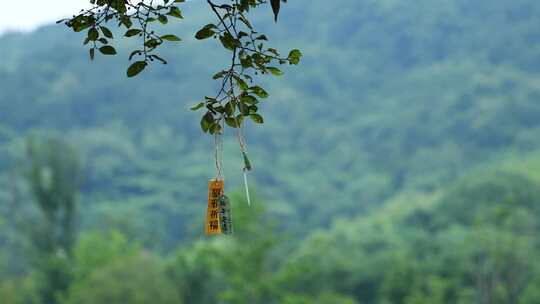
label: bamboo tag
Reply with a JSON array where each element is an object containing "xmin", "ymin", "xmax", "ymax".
[
  {"xmin": 218, "ymin": 195, "xmax": 233, "ymax": 235},
  {"xmin": 206, "ymin": 179, "xmax": 224, "ymax": 235}
]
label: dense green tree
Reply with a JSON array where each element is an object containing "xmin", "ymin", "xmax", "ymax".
[
  {"xmin": 25, "ymin": 137, "xmax": 82, "ymax": 304},
  {"xmin": 62, "ymin": 253, "xmax": 180, "ymax": 304},
  {"xmin": 167, "ymin": 193, "xmax": 279, "ymax": 303},
  {"xmin": 0, "ymin": 276, "xmax": 40, "ymax": 304},
  {"xmin": 276, "ymin": 168, "xmax": 540, "ymax": 304},
  {"xmin": 26, "ymin": 137, "xmax": 82, "ymax": 257},
  {"xmin": 69, "ymin": 230, "xmax": 138, "ymax": 280}
]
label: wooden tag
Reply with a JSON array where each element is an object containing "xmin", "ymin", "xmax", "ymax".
[{"xmin": 205, "ymin": 179, "xmax": 224, "ymax": 235}]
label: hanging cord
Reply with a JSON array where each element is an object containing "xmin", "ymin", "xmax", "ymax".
[
  {"xmin": 235, "ymin": 120, "xmax": 252, "ymax": 207},
  {"xmin": 214, "ymin": 119, "xmax": 224, "ymax": 180},
  {"xmin": 227, "ymin": 64, "xmax": 252, "ymax": 206}
]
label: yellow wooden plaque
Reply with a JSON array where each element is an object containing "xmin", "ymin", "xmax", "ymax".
[{"xmin": 205, "ymin": 179, "xmax": 224, "ymax": 235}]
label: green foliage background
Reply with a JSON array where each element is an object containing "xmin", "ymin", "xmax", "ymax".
[{"xmin": 1, "ymin": 0, "xmax": 540, "ymax": 303}]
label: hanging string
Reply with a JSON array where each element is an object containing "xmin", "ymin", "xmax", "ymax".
[
  {"xmin": 214, "ymin": 120, "xmax": 224, "ymax": 180},
  {"xmin": 235, "ymin": 122, "xmax": 252, "ymax": 207},
  {"xmin": 228, "ymin": 78, "xmax": 252, "ymax": 207}
]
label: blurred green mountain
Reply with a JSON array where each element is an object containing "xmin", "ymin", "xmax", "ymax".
[
  {"xmin": 0, "ymin": 0, "xmax": 540, "ymax": 250},
  {"xmin": 2, "ymin": 1, "xmax": 540, "ymax": 303}
]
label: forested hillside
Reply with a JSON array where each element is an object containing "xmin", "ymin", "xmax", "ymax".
[{"xmin": 1, "ymin": 0, "xmax": 540, "ymax": 303}]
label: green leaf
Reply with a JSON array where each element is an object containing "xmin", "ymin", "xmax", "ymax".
[
  {"xmin": 209, "ymin": 122, "xmax": 222, "ymax": 135},
  {"xmin": 233, "ymin": 75, "xmax": 249, "ymax": 91},
  {"xmin": 158, "ymin": 15, "xmax": 168, "ymax": 24},
  {"xmin": 239, "ymin": 0, "xmax": 250, "ymax": 12},
  {"xmin": 125, "ymin": 29, "xmax": 142, "ymax": 37},
  {"xmin": 89, "ymin": 48, "xmax": 95, "ymax": 60},
  {"xmin": 168, "ymin": 6, "xmax": 183, "ymax": 18},
  {"xmin": 205, "ymin": 96, "xmax": 218, "ymax": 103},
  {"xmin": 100, "ymin": 26, "xmax": 113, "ymax": 38},
  {"xmin": 249, "ymin": 86, "xmax": 269, "ymax": 98},
  {"xmin": 250, "ymin": 114, "xmax": 264, "ymax": 124},
  {"xmin": 240, "ymin": 56, "xmax": 253, "ymax": 68},
  {"xmin": 71, "ymin": 15, "xmax": 95, "ymax": 32},
  {"xmin": 190, "ymin": 102, "xmax": 204, "ymax": 111},
  {"xmin": 88, "ymin": 27, "xmax": 99, "ymax": 41},
  {"xmin": 241, "ymin": 95, "xmax": 258, "ymax": 104},
  {"xmin": 129, "ymin": 50, "xmax": 142, "ymax": 60},
  {"xmin": 127, "ymin": 61, "xmax": 147, "ymax": 77},
  {"xmin": 110, "ymin": 0, "xmax": 127, "ymax": 13},
  {"xmin": 219, "ymin": 32, "xmax": 238, "ymax": 51},
  {"xmin": 200, "ymin": 112, "xmax": 214, "ymax": 132},
  {"xmin": 249, "ymin": 104, "xmax": 258, "ymax": 112},
  {"xmin": 161, "ymin": 34, "xmax": 181, "ymax": 41},
  {"xmin": 225, "ymin": 117, "xmax": 240, "ymax": 128},
  {"xmin": 120, "ymin": 15, "xmax": 133, "ymax": 28},
  {"xmin": 242, "ymin": 151, "xmax": 252, "ymax": 171},
  {"xmin": 238, "ymin": 102, "xmax": 250, "ymax": 115},
  {"xmin": 236, "ymin": 114, "xmax": 245, "ymax": 125},
  {"xmin": 98, "ymin": 46, "xmax": 117, "ymax": 55},
  {"xmin": 266, "ymin": 67, "xmax": 283, "ymax": 76},
  {"xmin": 271, "ymin": 0, "xmax": 281, "ymax": 22},
  {"xmin": 238, "ymin": 31, "xmax": 249, "ymax": 39},
  {"xmin": 225, "ymin": 101, "xmax": 236, "ymax": 116},
  {"xmin": 144, "ymin": 39, "xmax": 161, "ymax": 48},
  {"xmin": 195, "ymin": 24, "xmax": 216, "ymax": 40},
  {"xmin": 212, "ymin": 70, "xmax": 227, "ymax": 79},
  {"xmin": 288, "ymin": 49, "xmax": 302, "ymax": 65}
]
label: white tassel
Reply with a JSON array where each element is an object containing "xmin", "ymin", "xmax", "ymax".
[{"xmin": 243, "ymin": 170, "xmax": 251, "ymax": 207}]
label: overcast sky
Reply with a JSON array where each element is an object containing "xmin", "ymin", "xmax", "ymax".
[{"xmin": 0, "ymin": 0, "xmax": 91, "ymax": 34}]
